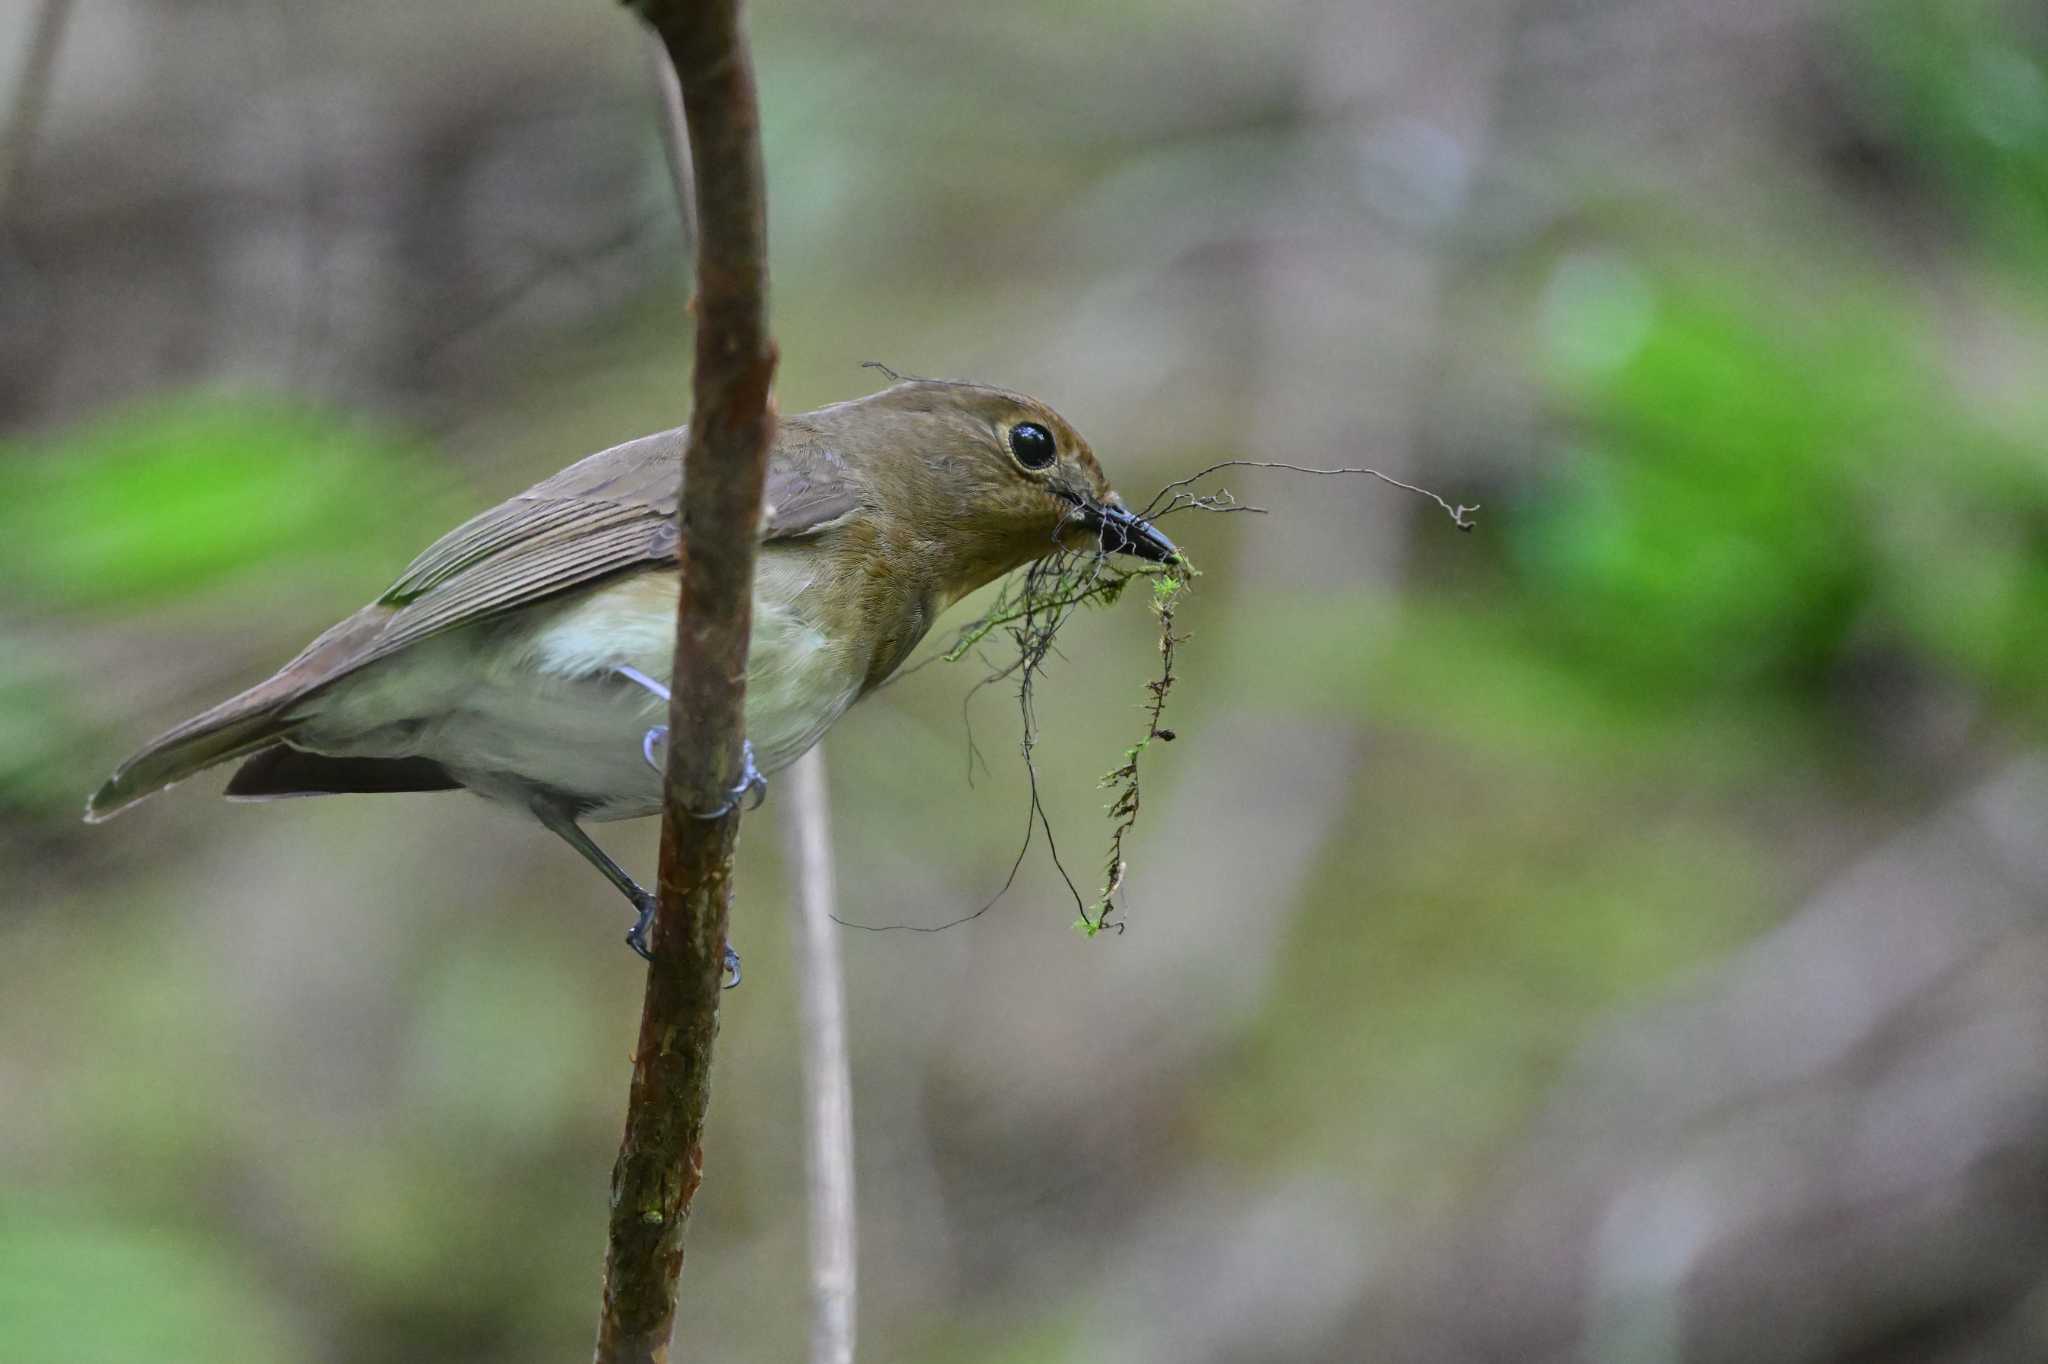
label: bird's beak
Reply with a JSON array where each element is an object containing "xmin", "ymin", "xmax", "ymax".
[{"xmin": 1080, "ymin": 498, "xmax": 1180, "ymax": 564}]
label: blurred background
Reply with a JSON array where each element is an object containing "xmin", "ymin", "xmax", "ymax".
[{"xmin": 6, "ymin": 0, "xmax": 2048, "ymax": 1360}]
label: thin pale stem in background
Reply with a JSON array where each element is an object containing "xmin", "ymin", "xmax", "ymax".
[
  {"xmin": 642, "ymin": 22, "xmax": 696, "ymax": 263},
  {"xmin": 781, "ymin": 747, "xmax": 858, "ymax": 1364}
]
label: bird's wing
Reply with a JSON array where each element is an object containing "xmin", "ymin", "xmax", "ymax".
[{"xmin": 346, "ymin": 423, "xmax": 857, "ymax": 670}]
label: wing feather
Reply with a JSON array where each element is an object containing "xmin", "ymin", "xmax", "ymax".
[
  {"xmin": 367, "ymin": 519, "xmax": 660, "ymax": 660},
  {"xmin": 344, "ymin": 419, "xmax": 859, "ymax": 671},
  {"xmin": 385, "ymin": 498, "xmax": 597, "ymax": 602}
]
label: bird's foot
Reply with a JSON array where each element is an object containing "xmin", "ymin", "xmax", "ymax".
[
  {"xmin": 692, "ymin": 739, "xmax": 767, "ymax": 819},
  {"xmin": 639, "ymin": 725, "xmax": 767, "ymax": 817},
  {"xmin": 626, "ymin": 891, "xmax": 655, "ymax": 959},
  {"xmin": 626, "ymin": 891, "xmax": 742, "ymax": 988}
]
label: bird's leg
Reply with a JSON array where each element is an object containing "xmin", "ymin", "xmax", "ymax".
[
  {"xmin": 613, "ymin": 665, "xmax": 768, "ymax": 817},
  {"xmin": 531, "ymin": 800, "xmax": 740, "ymax": 987}
]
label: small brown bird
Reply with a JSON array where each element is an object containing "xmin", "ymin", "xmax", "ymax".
[{"xmin": 86, "ymin": 380, "xmax": 1177, "ymax": 966}]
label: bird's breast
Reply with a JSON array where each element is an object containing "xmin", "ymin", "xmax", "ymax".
[{"xmin": 520, "ymin": 550, "xmax": 868, "ymax": 789}]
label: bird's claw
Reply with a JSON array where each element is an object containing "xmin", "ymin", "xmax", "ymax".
[
  {"xmin": 636, "ymin": 729, "xmax": 766, "ymax": 818},
  {"xmin": 625, "ymin": 892, "xmax": 742, "ymax": 988},
  {"xmin": 688, "ymin": 739, "xmax": 767, "ymax": 819},
  {"xmin": 627, "ymin": 891, "xmax": 656, "ymax": 960},
  {"xmin": 619, "ymin": 667, "xmax": 675, "ymax": 773}
]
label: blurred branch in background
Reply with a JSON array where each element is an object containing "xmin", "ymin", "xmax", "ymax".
[
  {"xmin": 782, "ymin": 748, "xmax": 858, "ymax": 1364},
  {"xmin": 594, "ymin": 0, "xmax": 777, "ymax": 1359},
  {"xmin": 642, "ymin": 23, "xmax": 695, "ymax": 268},
  {"xmin": 2, "ymin": 0, "xmax": 70, "ymax": 218},
  {"xmin": 1353, "ymin": 758, "xmax": 2048, "ymax": 1364}
]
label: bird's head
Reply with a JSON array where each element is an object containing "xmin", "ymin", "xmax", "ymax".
[{"xmin": 809, "ymin": 379, "xmax": 1178, "ymax": 604}]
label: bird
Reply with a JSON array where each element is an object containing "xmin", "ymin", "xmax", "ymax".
[{"xmin": 85, "ymin": 379, "xmax": 1179, "ymax": 972}]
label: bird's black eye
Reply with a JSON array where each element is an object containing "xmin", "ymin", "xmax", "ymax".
[{"xmin": 1008, "ymin": 421, "xmax": 1057, "ymax": 470}]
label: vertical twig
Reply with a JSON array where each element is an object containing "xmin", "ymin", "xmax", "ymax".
[
  {"xmin": 594, "ymin": 2, "xmax": 778, "ymax": 1361},
  {"xmin": 645, "ymin": 24, "xmax": 855, "ymax": 1354},
  {"xmin": 781, "ymin": 747, "xmax": 858, "ymax": 1364}
]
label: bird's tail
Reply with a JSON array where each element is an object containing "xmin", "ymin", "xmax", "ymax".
[
  {"xmin": 85, "ymin": 682, "xmax": 304, "ymax": 823},
  {"xmin": 85, "ymin": 602, "xmax": 399, "ymax": 822}
]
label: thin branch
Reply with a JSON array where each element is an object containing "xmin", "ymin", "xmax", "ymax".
[
  {"xmin": 780, "ymin": 748, "xmax": 857, "ymax": 1364},
  {"xmin": 594, "ymin": 2, "xmax": 778, "ymax": 1361},
  {"xmin": 1088, "ymin": 568, "xmax": 1188, "ymax": 934},
  {"xmin": 1141, "ymin": 459, "xmax": 1480, "ymax": 531},
  {"xmin": 655, "ymin": 21, "xmax": 851, "ymax": 1357}
]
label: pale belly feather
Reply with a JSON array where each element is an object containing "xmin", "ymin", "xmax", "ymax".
[{"xmin": 292, "ymin": 550, "xmax": 866, "ymax": 820}]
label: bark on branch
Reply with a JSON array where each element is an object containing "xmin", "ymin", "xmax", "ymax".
[{"xmin": 594, "ymin": 2, "xmax": 777, "ymax": 1360}]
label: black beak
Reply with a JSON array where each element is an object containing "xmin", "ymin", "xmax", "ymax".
[{"xmin": 1082, "ymin": 500, "xmax": 1180, "ymax": 564}]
